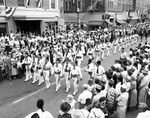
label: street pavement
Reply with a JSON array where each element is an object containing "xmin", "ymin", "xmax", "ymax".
[{"xmin": 0, "ymin": 38, "xmax": 148, "ymax": 118}]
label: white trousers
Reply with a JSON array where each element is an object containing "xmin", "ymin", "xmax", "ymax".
[
  {"xmin": 65, "ymin": 72, "xmax": 70, "ymax": 90},
  {"xmin": 73, "ymin": 77, "xmax": 79, "ymax": 92},
  {"xmin": 38, "ymin": 69, "xmax": 44, "ymax": 85},
  {"xmin": 43, "ymin": 70, "xmax": 51, "ymax": 88},
  {"xmin": 33, "ymin": 71, "xmax": 39, "ymax": 83},
  {"xmin": 55, "ymin": 74, "xmax": 61, "ymax": 89},
  {"xmin": 25, "ymin": 70, "xmax": 32, "ymax": 81}
]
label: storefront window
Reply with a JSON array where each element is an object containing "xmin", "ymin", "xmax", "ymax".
[
  {"xmin": 51, "ymin": 0, "xmax": 55, "ymax": 9},
  {"xmin": 77, "ymin": 0, "xmax": 85, "ymax": 10},
  {"xmin": 0, "ymin": 23, "xmax": 7, "ymax": 36},
  {"xmin": 18, "ymin": 0, "xmax": 25, "ymax": 6},
  {"xmin": 65, "ymin": 0, "xmax": 71, "ymax": 11},
  {"xmin": 0, "ymin": 0, "xmax": 4, "ymax": 5}
]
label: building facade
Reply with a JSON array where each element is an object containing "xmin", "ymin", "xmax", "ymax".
[
  {"xmin": 0, "ymin": 0, "xmax": 64, "ymax": 35},
  {"xmin": 63, "ymin": 0, "xmax": 139, "ymax": 30}
]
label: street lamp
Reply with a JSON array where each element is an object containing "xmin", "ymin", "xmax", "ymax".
[
  {"xmin": 113, "ymin": 0, "xmax": 118, "ymax": 26},
  {"xmin": 77, "ymin": 7, "xmax": 80, "ymax": 31}
]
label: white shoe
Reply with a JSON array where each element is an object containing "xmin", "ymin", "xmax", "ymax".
[
  {"xmin": 66, "ymin": 87, "xmax": 70, "ymax": 93},
  {"xmin": 55, "ymin": 87, "xmax": 59, "ymax": 92},
  {"xmin": 32, "ymin": 81, "xmax": 35, "ymax": 84},
  {"xmin": 73, "ymin": 91, "xmax": 78, "ymax": 96},
  {"xmin": 38, "ymin": 83, "xmax": 42, "ymax": 86}
]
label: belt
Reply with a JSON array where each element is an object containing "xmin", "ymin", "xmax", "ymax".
[
  {"xmin": 95, "ymin": 50, "xmax": 99, "ymax": 52},
  {"xmin": 76, "ymin": 56, "xmax": 81, "ymax": 59},
  {"xmin": 88, "ymin": 53, "xmax": 92, "ymax": 55},
  {"xmin": 43, "ymin": 68, "xmax": 50, "ymax": 71},
  {"xmin": 72, "ymin": 74, "xmax": 79, "ymax": 78},
  {"xmin": 65, "ymin": 69, "xmax": 70, "ymax": 72},
  {"xmin": 55, "ymin": 71, "xmax": 61, "ymax": 74}
]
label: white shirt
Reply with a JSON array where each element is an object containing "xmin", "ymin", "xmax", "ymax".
[
  {"xmin": 89, "ymin": 108, "xmax": 105, "ymax": 118},
  {"xmin": 25, "ymin": 109, "xmax": 54, "ymax": 118},
  {"xmin": 78, "ymin": 90, "xmax": 92, "ymax": 104},
  {"xmin": 71, "ymin": 66, "xmax": 82, "ymax": 78}
]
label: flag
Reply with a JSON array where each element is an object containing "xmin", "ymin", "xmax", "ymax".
[
  {"xmin": 6, "ymin": 7, "xmax": 16, "ymax": 18},
  {"xmin": 37, "ymin": 0, "xmax": 42, "ymax": 7},
  {"xmin": 25, "ymin": 0, "xmax": 30, "ymax": 7}
]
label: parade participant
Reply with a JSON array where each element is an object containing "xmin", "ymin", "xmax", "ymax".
[
  {"xmin": 113, "ymin": 38, "xmax": 118, "ymax": 54},
  {"xmin": 94, "ymin": 43, "xmax": 101, "ymax": 61},
  {"xmin": 38, "ymin": 55, "xmax": 45, "ymax": 86},
  {"xmin": 85, "ymin": 59, "xmax": 94, "ymax": 79},
  {"xmin": 100, "ymin": 41, "xmax": 106, "ymax": 60},
  {"xmin": 42, "ymin": 56, "xmax": 53, "ymax": 89},
  {"xmin": 32, "ymin": 55, "xmax": 39, "ymax": 84},
  {"xmin": 92, "ymin": 60, "xmax": 106, "ymax": 83},
  {"xmin": 87, "ymin": 45, "xmax": 94, "ymax": 60},
  {"xmin": 23, "ymin": 54, "xmax": 33, "ymax": 82},
  {"xmin": 70, "ymin": 60, "xmax": 82, "ymax": 95},
  {"xmin": 106, "ymin": 39, "xmax": 111, "ymax": 57},
  {"xmin": 54, "ymin": 58, "xmax": 63, "ymax": 92},
  {"xmin": 74, "ymin": 47, "xmax": 83, "ymax": 67},
  {"xmin": 63, "ymin": 58, "xmax": 72, "ymax": 92}
]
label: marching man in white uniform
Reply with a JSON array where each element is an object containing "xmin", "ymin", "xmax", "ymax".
[
  {"xmin": 42, "ymin": 56, "xmax": 53, "ymax": 89},
  {"xmin": 70, "ymin": 61, "xmax": 82, "ymax": 95},
  {"xmin": 92, "ymin": 60, "xmax": 106, "ymax": 83},
  {"xmin": 23, "ymin": 54, "xmax": 33, "ymax": 82},
  {"xmin": 54, "ymin": 58, "xmax": 63, "ymax": 92},
  {"xmin": 74, "ymin": 47, "xmax": 83, "ymax": 67},
  {"xmin": 63, "ymin": 58, "xmax": 72, "ymax": 92}
]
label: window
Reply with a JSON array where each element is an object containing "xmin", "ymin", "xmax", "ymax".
[
  {"xmin": 0, "ymin": 0, "xmax": 4, "ymax": 5},
  {"xmin": 65, "ymin": 0, "xmax": 71, "ymax": 11},
  {"xmin": 51, "ymin": 0, "xmax": 55, "ymax": 9},
  {"xmin": 77, "ymin": 0, "xmax": 85, "ymax": 11},
  {"xmin": 18, "ymin": 0, "xmax": 25, "ymax": 6}
]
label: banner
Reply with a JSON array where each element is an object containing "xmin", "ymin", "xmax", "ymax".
[{"xmin": 6, "ymin": 7, "xmax": 16, "ymax": 18}]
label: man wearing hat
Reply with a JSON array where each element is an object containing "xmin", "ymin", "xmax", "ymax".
[
  {"xmin": 63, "ymin": 58, "xmax": 73, "ymax": 92},
  {"xmin": 54, "ymin": 58, "xmax": 63, "ymax": 92},
  {"xmin": 138, "ymin": 69, "xmax": 150, "ymax": 104},
  {"xmin": 116, "ymin": 84, "xmax": 129, "ymax": 118},
  {"xmin": 92, "ymin": 60, "xmax": 106, "ymax": 83},
  {"xmin": 70, "ymin": 60, "xmax": 82, "ymax": 95},
  {"xmin": 58, "ymin": 102, "xmax": 72, "ymax": 118}
]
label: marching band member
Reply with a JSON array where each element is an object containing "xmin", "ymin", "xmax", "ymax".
[
  {"xmin": 74, "ymin": 47, "xmax": 83, "ymax": 67},
  {"xmin": 100, "ymin": 41, "xmax": 106, "ymax": 60},
  {"xmin": 54, "ymin": 58, "xmax": 63, "ymax": 92},
  {"xmin": 87, "ymin": 46, "xmax": 94, "ymax": 60},
  {"xmin": 38, "ymin": 55, "xmax": 45, "ymax": 86},
  {"xmin": 63, "ymin": 58, "xmax": 72, "ymax": 92},
  {"xmin": 94, "ymin": 43, "xmax": 101, "ymax": 61},
  {"xmin": 113, "ymin": 39, "xmax": 118, "ymax": 54},
  {"xmin": 106, "ymin": 39, "xmax": 111, "ymax": 57},
  {"xmin": 70, "ymin": 60, "xmax": 82, "ymax": 95},
  {"xmin": 92, "ymin": 60, "xmax": 106, "ymax": 83},
  {"xmin": 32, "ymin": 55, "xmax": 39, "ymax": 84},
  {"xmin": 23, "ymin": 54, "xmax": 33, "ymax": 82},
  {"xmin": 85, "ymin": 59, "xmax": 94, "ymax": 79},
  {"xmin": 42, "ymin": 56, "xmax": 53, "ymax": 89}
]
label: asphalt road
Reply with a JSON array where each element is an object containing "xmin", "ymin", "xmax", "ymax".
[{"xmin": 0, "ymin": 38, "xmax": 148, "ymax": 118}]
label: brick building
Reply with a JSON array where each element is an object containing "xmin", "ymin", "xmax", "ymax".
[
  {"xmin": 63, "ymin": 0, "xmax": 137, "ymax": 30},
  {"xmin": 0, "ymin": 0, "xmax": 64, "ymax": 35}
]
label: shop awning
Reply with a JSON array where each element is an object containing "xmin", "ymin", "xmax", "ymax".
[
  {"xmin": 117, "ymin": 20, "xmax": 126, "ymax": 24},
  {"xmin": 88, "ymin": 20, "xmax": 103, "ymax": 25},
  {"xmin": 13, "ymin": 15, "xmax": 58, "ymax": 21}
]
